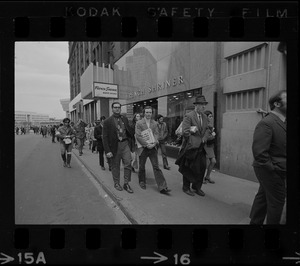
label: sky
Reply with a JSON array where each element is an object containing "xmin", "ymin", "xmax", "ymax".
[{"xmin": 15, "ymin": 42, "xmax": 70, "ymax": 119}]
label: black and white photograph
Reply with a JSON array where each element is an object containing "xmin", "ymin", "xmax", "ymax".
[{"xmin": 15, "ymin": 41, "xmax": 287, "ymax": 225}]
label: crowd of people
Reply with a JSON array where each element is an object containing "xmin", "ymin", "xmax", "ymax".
[
  {"xmin": 18, "ymin": 89, "xmax": 286, "ymax": 224},
  {"xmin": 55, "ymin": 96, "xmax": 218, "ymax": 196}
]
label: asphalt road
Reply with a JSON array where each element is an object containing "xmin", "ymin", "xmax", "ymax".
[{"xmin": 15, "ymin": 133, "xmax": 130, "ymax": 224}]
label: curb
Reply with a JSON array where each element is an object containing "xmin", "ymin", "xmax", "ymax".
[{"xmin": 72, "ymin": 150, "xmax": 139, "ymax": 224}]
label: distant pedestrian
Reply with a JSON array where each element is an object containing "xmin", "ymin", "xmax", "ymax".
[
  {"xmin": 135, "ymin": 106, "xmax": 171, "ymax": 194},
  {"xmin": 94, "ymin": 116, "xmax": 106, "ymax": 170},
  {"xmin": 249, "ymin": 90, "xmax": 287, "ymax": 224},
  {"xmin": 16, "ymin": 127, "xmax": 19, "ymax": 135},
  {"xmin": 130, "ymin": 113, "xmax": 142, "ymax": 172},
  {"xmin": 102, "ymin": 102, "xmax": 134, "ymax": 193},
  {"xmin": 57, "ymin": 118, "xmax": 76, "ymax": 168},
  {"xmin": 175, "ymin": 95, "xmax": 212, "ymax": 197},
  {"xmin": 203, "ymin": 110, "xmax": 216, "ymax": 184},
  {"xmin": 157, "ymin": 114, "xmax": 171, "ymax": 170},
  {"xmin": 89, "ymin": 123, "xmax": 97, "ymax": 153},
  {"xmin": 74, "ymin": 119, "xmax": 87, "ymax": 156},
  {"xmin": 50, "ymin": 125, "xmax": 56, "ymax": 143},
  {"xmin": 41, "ymin": 126, "xmax": 47, "ymax": 137}
]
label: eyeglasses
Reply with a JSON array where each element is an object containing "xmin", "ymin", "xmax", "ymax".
[{"xmin": 113, "ymin": 106, "xmax": 121, "ymax": 109}]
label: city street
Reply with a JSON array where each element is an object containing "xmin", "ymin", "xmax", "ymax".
[
  {"xmin": 15, "ymin": 133, "xmax": 130, "ymax": 224},
  {"xmin": 15, "ymin": 132, "xmax": 259, "ymax": 225}
]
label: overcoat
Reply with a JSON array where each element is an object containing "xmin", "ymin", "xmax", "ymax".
[
  {"xmin": 175, "ymin": 110, "xmax": 211, "ymax": 182},
  {"xmin": 252, "ymin": 112, "xmax": 286, "ymax": 175}
]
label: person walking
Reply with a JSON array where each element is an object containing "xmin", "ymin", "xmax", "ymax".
[
  {"xmin": 135, "ymin": 106, "xmax": 171, "ymax": 194},
  {"xmin": 249, "ymin": 90, "xmax": 287, "ymax": 224},
  {"xmin": 157, "ymin": 114, "xmax": 171, "ymax": 170},
  {"xmin": 50, "ymin": 125, "xmax": 56, "ymax": 143},
  {"xmin": 94, "ymin": 116, "xmax": 106, "ymax": 170},
  {"xmin": 74, "ymin": 119, "xmax": 87, "ymax": 156},
  {"xmin": 130, "ymin": 113, "xmax": 142, "ymax": 172},
  {"xmin": 41, "ymin": 125, "xmax": 47, "ymax": 138},
  {"xmin": 89, "ymin": 123, "xmax": 97, "ymax": 153},
  {"xmin": 175, "ymin": 95, "xmax": 212, "ymax": 197},
  {"xmin": 203, "ymin": 110, "xmax": 216, "ymax": 184},
  {"xmin": 102, "ymin": 102, "xmax": 134, "ymax": 193},
  {"xmin": 57, "ymin": 118, "xmax": 76, "ymax": 168}
]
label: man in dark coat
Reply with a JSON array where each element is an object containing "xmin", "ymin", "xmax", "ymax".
[
  {"xmin": 94, "ymin": 116, "xmax": 106, "ymax": 170},
  {"xmin": 249, "ymin": 90, "xmax": 287, "ymax": 224},
  {"xmin": 175, "ymin": 95, "xmax": 212, "ymax": 197},
  {"xmin": 102, "ymin": 102, "xmax": 134, "ymax": 193}
]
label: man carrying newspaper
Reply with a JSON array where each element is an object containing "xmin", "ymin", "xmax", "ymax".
[{"xmin": 135, "ymin": 106, "xmax": 171, "ymax": 195}]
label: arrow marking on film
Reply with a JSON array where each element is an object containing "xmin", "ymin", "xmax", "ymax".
[
  {"xmin": 141, "ymin": 252, "xmax": 168, "ymax": 264},
  {"xmin": 283, "ymin": 252, "xmax": 300, "ymax": 264},
  {"xmin": 0, "ymin": 253, "xmax": 14, "ymax": 265}
]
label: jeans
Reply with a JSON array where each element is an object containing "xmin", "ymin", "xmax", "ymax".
[
  {"xmin": 111, "ymin": 140, "xmax": 132, "ymax": 184},
  {"xmin": 138, "ymin": 147, "xmax": 167, "ymax": 191}
]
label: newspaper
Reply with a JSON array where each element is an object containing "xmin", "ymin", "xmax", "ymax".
[{"xmin": 136, "ymin": 128, "xmax": 155, "ymax": 148}]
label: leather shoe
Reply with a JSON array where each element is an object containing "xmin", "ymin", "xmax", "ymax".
[
  {"xmin": 183, "ymin": 189, "xmax": 195, "ymax": 196},
  {"xmin": 194, "ymin": 189, "xmax": 205, "ymax": 196},
  {"xmin": 160, "ymin": 188, "xmax": 171, "ymax": 195},
  {"xmin": 114, "ymin": 183, "xmax": 123, "ymax": 191},
  {"xmin": 205, "ymin": 178, "xmax": 215, "ymax": 184},
  {"xmin": 139, "ymin": 182, "xmax": 146, "ymax": 190},
  {"xmin": 123, "ymin": 183, "xmax": 133, "ymax": 193},
  {"xmin": 163, "ymin": 165, "xmax": 170, "ymax": 170}
]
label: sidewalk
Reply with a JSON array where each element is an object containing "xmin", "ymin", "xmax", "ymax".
[{"xmin": 72, "ymin": 146, "xmax": 259, "ymax": 224}]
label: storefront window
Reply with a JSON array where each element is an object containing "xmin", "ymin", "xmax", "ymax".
[{"xmin": 164, "ymin": 88, "xmax": 202, "ymax": 147}]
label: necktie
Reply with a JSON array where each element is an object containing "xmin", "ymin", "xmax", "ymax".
[
  {"xmin": 117, "ymin": 118, "xmax": 123, "ymax": 141},
  {"xmin": 198, "ymin": 114, "xmax": 202, "ymax": 127}
]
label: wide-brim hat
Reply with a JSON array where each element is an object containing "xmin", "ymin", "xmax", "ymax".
[
  {"xmin": 63, "ymin": 118, "xmax": 70, "ymax": 123},
  {"xmin": 193, "ymin": 95, "xmax": 208, "ymax": 104}
]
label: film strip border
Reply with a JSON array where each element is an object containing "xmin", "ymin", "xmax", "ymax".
[
  {"xmin": 0, "ymin": 226, "xmax": 298, "ymax": 264},
  {"xmin": 0, "ymin": 1, "xmax": 299, "ymax": 265},
  {"xmin": 0, "ymin": 2, "xmax": 298, "ymax": 40}
]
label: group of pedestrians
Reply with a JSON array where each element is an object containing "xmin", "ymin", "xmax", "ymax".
[{"xmin": 54, "ymin": 89, "xmax": 286, "ymax": 224}]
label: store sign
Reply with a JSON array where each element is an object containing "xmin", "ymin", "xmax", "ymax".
[
  {"xmin": 128, "ymin": 76, "xmax": 184, "ymax": 99},
  {"xmin": 94, "ymin": 82, "xmax": 118, "ymax": 98}
]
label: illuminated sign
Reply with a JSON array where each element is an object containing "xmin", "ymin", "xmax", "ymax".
[{"xmin": 94, "ymin": 82, "xmax": 118, "ymax": 98}]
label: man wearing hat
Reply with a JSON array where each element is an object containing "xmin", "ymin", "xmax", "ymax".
[
  {"xmin": 175, "ymin": 95, "xmax": 212, "ymax": 197},
  {"xmin": 57, "ymin": 118, "xmax": 76, "ymax": 168}
]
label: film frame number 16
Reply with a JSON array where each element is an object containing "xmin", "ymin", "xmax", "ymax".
[{"xmin": 174, "ymin": 254, "xmax": 191, "ymax": 265}]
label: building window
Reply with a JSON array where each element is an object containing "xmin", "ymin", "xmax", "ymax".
[
  {"xmin": 225, "ymin": 88, "xmax": 265, "ymax": 112},
  {"xmin": 226, "ymin": 44, "xmax": 266, "ymax": 77}
]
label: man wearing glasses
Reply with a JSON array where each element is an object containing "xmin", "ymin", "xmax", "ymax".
[
  {"xmin": 102, "ymin": 102, "xmax": 135, "ymax": 193},
  {"xmin": 57, "ymin": 118, "xmax": 76, "ymax": 168}
]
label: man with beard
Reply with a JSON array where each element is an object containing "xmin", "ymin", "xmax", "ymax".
[
  {"xmin": 102, "ymin": 102, "xmax": 134, "ymax": 193},
  {"xmin": 249, "ymin": 90, "xmax": 287, "ymax": 224}
]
